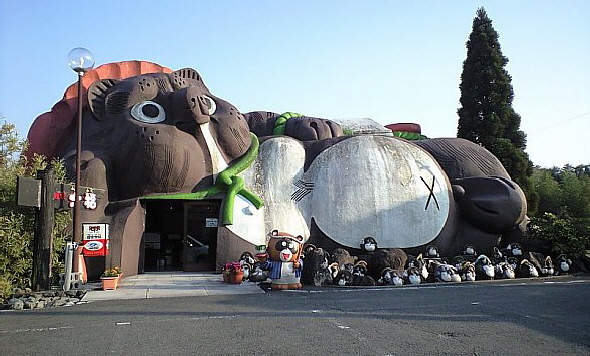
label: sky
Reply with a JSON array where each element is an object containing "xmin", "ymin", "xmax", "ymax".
[{"xmin": 1, "ymin": 0, "xmax": 588, "ymax": 168}]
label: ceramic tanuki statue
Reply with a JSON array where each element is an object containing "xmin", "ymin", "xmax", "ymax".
[{"xmin": 258, "ymin": 230, "xmax": 304, "ymax": 290}]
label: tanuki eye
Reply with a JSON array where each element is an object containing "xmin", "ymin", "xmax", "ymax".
[
  {"xmin": 275, "ymin": 241, "xmax": 288, "ymax": 250},
  {"xmin": 131, "ymin": 101, "xmax": 166, "ymax": 123}
]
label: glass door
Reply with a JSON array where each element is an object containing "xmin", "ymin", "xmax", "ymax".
[
  {"xmin": 143, "ymin": 200, "xmax": 184, "ymax": 272},
  {"xmin": 183, "ymin": 200, "xmax": 220, "ymax": 271}
]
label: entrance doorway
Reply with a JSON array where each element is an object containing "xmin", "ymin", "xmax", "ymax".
[
  {"xmin": 183, "ymin": 200, "xmax": 220, "ymax": 272},
  {"xmin": 142, "ymin": 199, "xmax": 220, "ymax": 272}
]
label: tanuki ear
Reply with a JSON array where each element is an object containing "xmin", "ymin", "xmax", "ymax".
[
  {"xmin": 295, "ymin": 235, "xmax": 304, "ymax": 242},
  {"xmin": 270, "ymin": 230, "xmax": 279, "ymax": 236},
  {"xmin": 170, "ymin": 68, "xmax": 202, "ymax": 89},
  {"xmin": 304, "ymin": 244, "xmax": 317, "ymax": 253},
  {"xmin": 87, "ymin": 79, "xmax": 120, "ymax": 120}
]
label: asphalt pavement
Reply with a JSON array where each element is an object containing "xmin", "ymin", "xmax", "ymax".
[{"xmin": 3, "ymin": 275, "xmax": 589, "ymax": 355}]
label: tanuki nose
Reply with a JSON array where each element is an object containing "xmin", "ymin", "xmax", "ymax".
[{"xmin": 174, "ymin": 86, "xmax": 211, "ymax": 124}]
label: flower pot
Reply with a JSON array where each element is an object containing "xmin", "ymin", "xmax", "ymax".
[
  {"xmin": 101, "ymin": 276, "xmax": 119, "ymax": 291},
  {"xmin": 227, "ymin": 271, "xmax": 243, "ymax": 284},
  {"xmin": 222, "ymin": 273, "xmax": 230, "ymax": 283}
]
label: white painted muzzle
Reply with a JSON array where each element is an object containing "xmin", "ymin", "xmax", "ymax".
[
  {"xmin": 483, "ymin": 265, "xmax": 495, "ymax": 278},
  {"xmin": 280, "ymin": 249, "xmax": 293, "ymax": 262},
  {"xmin": 409, "ymin": 275, "xmax": 421, "ymax": 284},
  {"xmin": 561, "ymin": 262, "xmax": 570, "ymax": 272}
]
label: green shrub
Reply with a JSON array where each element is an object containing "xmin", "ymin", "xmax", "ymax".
[
  {"xmin": 528, "ymin": 212, "xmax": 589, "ymax": 259},
  {"xmin": 0, "ymin": 122, "xmax": 71, "ymax": 302}
]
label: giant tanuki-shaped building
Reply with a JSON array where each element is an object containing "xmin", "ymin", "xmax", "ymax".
[{"xmin": 27, "ymin": 61, "xmax": 527, "ymax": 278}]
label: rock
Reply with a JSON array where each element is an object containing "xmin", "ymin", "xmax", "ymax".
[
  {"xmin": 4, "ymin": 287, "xmax": 87, "ymax": 311},
  {"xmin": 55, "ymin": 299, "xmax": 68, "ymax": 307},
  {"xmin": 9, "ymin": 298, "xmax": 24, "ymax": 310},
  {"xmin": 12, "ymin": 288, "xmax": 23, "ymax": 298},
  {"xmin": 65, "ymin": 291, "xmax": 78, "ymax": 298},
  {"xmin": 25, "ymin": 296, "xmax": 37, "ymax": 307}
]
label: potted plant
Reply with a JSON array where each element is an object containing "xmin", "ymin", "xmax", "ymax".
[
  {"xmin": 101, "ymin": 267, "xmax": 121, "ymax": 291},
  {"xmin": 221, "ymin": 265, "xmax": 230, "ymax": 283},
  {"xmin": 112, "ymin": 266, "xmax": 123, "ymax": 279},
  {"xmin": 221, "ymin": 262, "xmax": 243, "ymax": 284}
]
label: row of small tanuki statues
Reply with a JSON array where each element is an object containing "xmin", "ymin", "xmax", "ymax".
[{"xmin": 237, "ymin": 239, "xmax": 573, "ymax": 287}]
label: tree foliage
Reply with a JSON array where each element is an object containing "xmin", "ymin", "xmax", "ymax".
[
  {"xmin": 531, "ymin": 168, "xmax": 563, "ymax": 216},
  {"xmin": 532, "ymin": 165, "xmax": 590, "ymax": 217},
  {"xmin": 457, "ymin": 7, "xmax": 535, "ymax": 208},
  {"xmin": 0, "ymin": 121, "xmax": 71, "ymax": 301},
  {"xmin": 529, "ymin": 165, "xmax": 590, "ymax": 259},
  {"xmin": 529, "ymin": 213, "xmax": 589, "ymax": 260}
]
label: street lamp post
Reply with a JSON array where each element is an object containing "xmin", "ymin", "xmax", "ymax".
[{"xmin": 67, "ymin": 47, "xmax": 94, "ymax": 275}]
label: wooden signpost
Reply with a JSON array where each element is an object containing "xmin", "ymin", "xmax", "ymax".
[{"xmin": 30, "ymin": 166, "xmax": 55, "ymax": 291}]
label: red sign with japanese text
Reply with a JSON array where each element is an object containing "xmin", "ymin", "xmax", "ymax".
[{"xmin": 82, "ymin": 223, "xmax": 109, "ymax": 256}]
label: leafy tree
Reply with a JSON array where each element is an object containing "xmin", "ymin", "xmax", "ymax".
[
  {"xmin": 457, "ymin": 7, "xmax": 535, "ymax": 208},
  {"xmin": 530, "ymin": 165, "xmax": 590, "ymax": 258},
  {"xmin": 561, "ymin": 171, "xmax": 590, "ymax": 218},
  {"xmin": 573, "ymin": 164, "xmax": 590, "ymax": 177},
  {"xmin": 0, "ymin": 121, "xmax": 70, "ymax": 301},
  {"xmin": 535, "ymin": 165, "xmax": 590, "ymax": 218},
  {"xmin": 531, "ymin": 167, "xmax": 562, "ymax": 217},
  {"xmin": 529, "ymin": 213, "xmax": 589, "ymax": 260}
]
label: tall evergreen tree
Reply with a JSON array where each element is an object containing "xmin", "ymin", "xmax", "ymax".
[{"xmin": 457, "ymin": 7, "xmax": 536, "ymax": 207}]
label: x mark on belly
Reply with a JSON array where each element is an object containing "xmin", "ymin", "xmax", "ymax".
[{"xmin": 420, "ymin": 175, "xmax": 440, "ymax": 211}]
